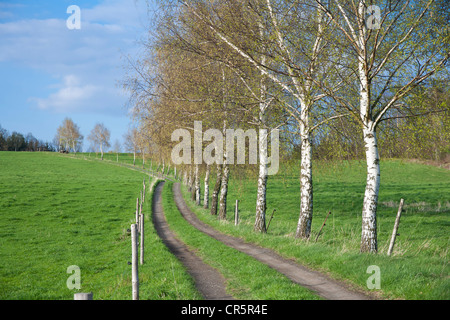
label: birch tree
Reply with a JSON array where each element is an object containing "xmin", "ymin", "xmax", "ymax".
[
  {"xmin": 129, "ymin": 1, "xmax": 347, "ymax": 235},
  {"xmin": 207, "ymin": 163, "xmax": 220, "ymax": 215},
  {"xmin": 315, "ymin": 0, "xmax": 449, "ymax": 252},
  {"xmin": 124, "ymin": 127, "xmax": 139, "ymax": 166},
  {"xmin": 178, "ymin": 0, "xmax": 346, "ymax": 238},
  {"xmin": 126, "ymin": 3, "xmax": 262, "ymax": 221},
  {"xmin": 203, "ymin": 164, "xmax": 210, "ymax": 208},
  {"xmin": 113, "ymin": 140, "xmax": 121, "ymax": 162},
  {"xmin": 87, "ymin": 123, "xmax": 110, "ymax": 160},
  {"xmin": 55, "ymin": 118, "xmax": 83, "ymax": 153}
]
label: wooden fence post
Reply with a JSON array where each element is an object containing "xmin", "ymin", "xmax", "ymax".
[
  {"xmin": 387, "ymin": 199, "xmax": 404, "ymax": 256},
  {"xmin": 143, "ymin": 179, "xmax": 146, "ymax": 202},
  {"xmin": 266, "ymin": 209, "xmax": 276, "ymax": 232},
  {"xmin": 131, "ymin": 223, "xmax": 139, "ymax": 300},
  {"xmin": 139, "ymin": 192, "xmax": 143, "ymax": 224},
  {"xmin": 135, "ymin": 198, "xmax": 139, "ymax": 229},
  {"xmin": 74, "ymin": 292, "xmax": 93, "ymax": 300},
  {"xmin": 140, "ymin": 214, "xmax": 144, "ymax": 265},
  {"xmin": 315, "ymin": 211, "xmax": 332, "ymax": 242},
  {"xmin": 235, "ymin": 200, "xmax": 239, "ymax": 226}
]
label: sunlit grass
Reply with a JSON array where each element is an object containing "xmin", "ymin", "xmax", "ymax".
[
  {"xmin": 161, "ymin": 181, "xmax": 321, "ymax": 300},
  {"xmin": 182, "ymin": 158, "xmax": 449, "ymax": 300},
  {"xmin": 0, "ymin": 152, "xmax": 199, "ymax": 300}
]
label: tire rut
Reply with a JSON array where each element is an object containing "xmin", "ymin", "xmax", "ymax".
[
  {"xmin": 172, "ymin": 182, "xmax": 374, "ymax": 300},
  {"xmin": 152, "ymin": 181, "xmax": 234, "ymax": 300}
]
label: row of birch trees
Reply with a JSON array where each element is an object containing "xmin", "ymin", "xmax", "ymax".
[{"xmin": 124, "ymin": 0, "xmax": 449, "ymax": 253}]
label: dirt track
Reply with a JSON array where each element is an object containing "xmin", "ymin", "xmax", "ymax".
[
  {"xmin": 152, "ymin": 181, "xmax": 234, "ymax": 300},
  {"xmin": 171, "ymin": 182, "xmax": 374, "ymax": 300}
]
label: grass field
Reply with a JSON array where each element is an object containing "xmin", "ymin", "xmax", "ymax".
[
  {"xmin": 0, "ymin": 152, "xmax": 200, "ymax": 300},
  {"xmin": 0, "ymin": 152, "xmax": 448, "ymax": 300},
  {"xmin": 180, "ymin": 159, "xmax": 450, "ymax": 300},
  {"xmin": 161, "ymin": 181, "xmax": 321, "ymax": 300}
]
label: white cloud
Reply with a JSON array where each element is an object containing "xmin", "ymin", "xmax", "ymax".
[
  {"xmin": 0, "ymin": 0, "xmax": 149, "ymax": 115},
  {"xmin": 29, "ymin": 74, "xmax": 127, "ymax": 115},
  {"xmin": 30, "ymin": 75, "xmax": 97, "ymax": 112}
]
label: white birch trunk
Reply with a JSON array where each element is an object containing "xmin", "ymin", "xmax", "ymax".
[
  {"xmin": 195, "ymin": 164, "xmax": 201, "ymax": 206},
  {"xmin": 356, "ymin": 1, "xmax": 379, "ymax": 253},
  {"xmin": 188, "ymin": 166, "xmax": 192, "ymax": 191},
  {"xmin": 218, "ymin": 162, "xmax": 229, "ymax": 220},
  {"xmin": 358, "ymin": 5, "xmax": 379, "ymax": 252},
  {"xmin": 218, "ymin": 118, "xmax": 229, "ymax": 220},
  {"xmin": 210, "ymin": 164, "xmax": 222, "ymax": 215},
  {"xmin": 191, "ymin": 166, "xmax": 196, "ymax": 201},
  {"xmin": 254, "ymin": 4, "xmax": 269, "ymax": 233},
  {"xmin": 360, "ymin": 124, "xmax": 380, "ymax": 253},
  {"xmin": 254, "ymin": 129, "xmax": 268, "ymax": 232},
  {"xmin": 204, "ymin": 165, "xmax": 210, "ymax": 209},
  {"xmin": 295, "ymin": 128, "xmax": 313, "ymax": 239},
  {"xmin": 292, "ymin": 5, "xmax": 325, "ymax": 239}
]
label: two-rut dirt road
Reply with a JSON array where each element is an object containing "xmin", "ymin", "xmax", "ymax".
[
  {"xmin": 152, "ymin": 181, "xmax": 233, "ymax": 300},
  {"xmin": 152, "ymin": 180, "xmax": 374, "ymax": 300}
]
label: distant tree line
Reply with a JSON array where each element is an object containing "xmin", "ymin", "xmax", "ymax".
[{"xmin": 0, "ymin": 125, "xmax": 55, "ymax": 152}]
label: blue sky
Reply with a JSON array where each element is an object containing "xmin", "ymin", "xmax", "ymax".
[{"xmin": 0, "ymin": 0, "xmax": 152, "ymax": 151}]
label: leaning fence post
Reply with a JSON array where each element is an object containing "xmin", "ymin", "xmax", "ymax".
[
  {"xmin": 266, "ymin": 209, "xmax": 276, "ymax": 232},
  {"xmin": 131, "ymin": 223, "xmax": 139, "ymax": 300},
  {"xmin": 315, "ymin": 211, "xmax": 332, "ymax": 242},
  {"xmin": 140, "ymin": 214, "xmax": 144, "ymax": 265},
  {"xmin": 387, "ymin": 199, "xmax": 404, "ymax": 256},
  {"xmin": 234, "ymin": 199, "xmax": 239, "ymax": 226}
]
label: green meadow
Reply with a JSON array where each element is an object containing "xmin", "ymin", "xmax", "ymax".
[
  {"xmin": 0, "ymin": 152, "xmax": 199, "ymax": 300},
  {"xmin": 180, "ymin": 159, "xmax": 450, "ymax": 300},
  {"xmin": 0, "ymin": 152, "xmax": 448, "ymax": 300},
  {"xmin": 161, "ymin": 181, "xmax": 321, "ymax": 300}
]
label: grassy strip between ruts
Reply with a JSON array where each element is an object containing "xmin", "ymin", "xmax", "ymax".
[
  {"xmin": 179, "ymin": 160, "xmax": 450, "ymax": 300},
  {"xmin": 0, "ymin": 152, "xmax": 200, "ymax": 300},
  {"xmin": 160, "ymin": 180, "xmax": 322, "ymax": 300}
]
